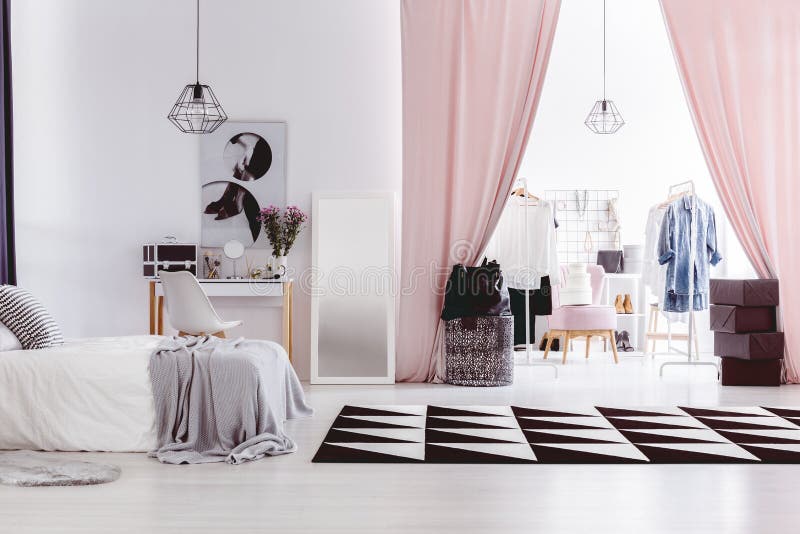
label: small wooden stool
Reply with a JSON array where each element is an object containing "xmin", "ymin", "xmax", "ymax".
[{"xmin": 543, "ymin": 329, "xmax": 619, "ymax": 364}]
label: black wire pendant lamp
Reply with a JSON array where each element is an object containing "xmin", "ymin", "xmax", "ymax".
[
  {"xmin": 168, "ymin": 0, "xmax": 227, "ymax": 134},
  {"xmin": 585, "ymin": 0, "xmax": 624, "ymax": 134}
]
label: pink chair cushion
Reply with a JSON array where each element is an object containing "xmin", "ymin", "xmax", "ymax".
[{"xmin": 548, "ymin": 304, "xmax": 617, "ymax": 331}]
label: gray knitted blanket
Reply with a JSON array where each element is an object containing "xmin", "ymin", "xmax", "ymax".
[{"xmin": 148, "ymin": 336, "xmax": 312, "ymax": 464}]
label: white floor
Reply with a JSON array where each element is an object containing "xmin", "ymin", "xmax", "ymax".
[{"xmin": 2, "ymin": 351, "xmax": 799, "ymax": 533}]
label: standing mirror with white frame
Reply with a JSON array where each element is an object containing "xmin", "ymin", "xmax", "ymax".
[{"xmin": 311, "ymin": 192, "xmax": 396, "ymax": 384}]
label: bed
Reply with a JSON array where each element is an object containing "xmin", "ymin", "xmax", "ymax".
[
  {"xmin": 0, "ymin": 336, "xmax": 161, "ymax": 452},
  {"xmin": 0, "ymin": 335, "xmax": 311, "ymax": 459}
]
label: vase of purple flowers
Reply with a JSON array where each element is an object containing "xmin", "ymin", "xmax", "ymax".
[{"xmin": 257, "ymin": 205, "xmax": 308, "ymax": 274}]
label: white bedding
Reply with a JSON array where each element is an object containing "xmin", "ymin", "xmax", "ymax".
[{"xmin": 0, "ymin": 336, "xmax": 161, "ymax": 452}]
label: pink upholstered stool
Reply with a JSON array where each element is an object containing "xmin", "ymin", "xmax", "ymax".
[{"xmin": 543, "ymin": 264, "xmax": 619, "ymax": 364}]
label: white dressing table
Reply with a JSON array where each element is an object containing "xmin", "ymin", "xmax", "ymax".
[{"xmin": 148, "ymin": 278, "xmax": 294, "ymax": 363}]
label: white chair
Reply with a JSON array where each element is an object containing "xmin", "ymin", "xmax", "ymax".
[{"xmin": 158, "ymin": 270, "xmax": 242, "ymax": 338}]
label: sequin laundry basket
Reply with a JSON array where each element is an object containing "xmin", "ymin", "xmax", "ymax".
[{"xmin": 444, "ymin": 316, "xmax": 514, "ymax": 386}]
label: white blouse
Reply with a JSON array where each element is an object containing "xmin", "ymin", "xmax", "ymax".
[
  {"xmin": 642, "ymin": 204, "xmax": 666, "ymax": 292},
  {"xmin": 484, "ymin": 197, "xmax": 560, "ymax": 290}
]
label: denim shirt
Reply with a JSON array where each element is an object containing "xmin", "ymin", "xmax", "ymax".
[{"xmin": 657, "ymin": 195, "xmax": 722, "ymax": 312}]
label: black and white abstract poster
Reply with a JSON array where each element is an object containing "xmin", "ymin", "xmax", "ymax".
[{"xmin": 200, "ymin": 122, "xmax": 287, "ymax": 248}]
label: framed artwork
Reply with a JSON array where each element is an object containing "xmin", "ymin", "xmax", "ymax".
[{"xmin": 200, "ymin": 121, "xmax": 287, "ymax": 248}]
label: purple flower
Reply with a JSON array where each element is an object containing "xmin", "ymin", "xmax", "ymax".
[
  {"xmin": 257, "ymin": 205, "xmax": 281, "ymax": 223},
  {"xmin": 258, "ymin": 205, "xmax": 308, "ymax": 256}
]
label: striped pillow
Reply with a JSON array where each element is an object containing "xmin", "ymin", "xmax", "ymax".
[{"xmin": 0, "ymin": 285, "xmax": 64, "ymax": 349}]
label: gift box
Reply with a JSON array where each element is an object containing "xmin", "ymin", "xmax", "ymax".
[
  {"xmin": 720, "ymin": 357, "xmax": 782, "ymax": 387},
  {"xmin": 710, "ymin": 279, "xmax": 779, "ymax": 307},
  {"xmin": 710, "ymin": 304, "xmax": 776, "ymax": 333},
  {"xmin": 714, "ymin": 332, "xmax": 784, "ymax": 360}
]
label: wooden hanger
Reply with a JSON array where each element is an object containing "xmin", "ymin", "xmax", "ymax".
[
  {"xmin": 659, "ymin": 193, "xmax": 684, "ymax": 207},
  {"xmin": 511, "ymin": 188, "xmax": 539, "ymax": 201},
  {"xmin": 660, "ymin": 180, "xmax": 696, "ymax": 207},
  {"xmin": 668, "ymin": 179, "xmax": 695, "ymax": 197}
]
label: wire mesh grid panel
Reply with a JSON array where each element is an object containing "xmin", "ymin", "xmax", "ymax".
[{"xmin": 544, "ymin": 189, "xmax": 621, "ymax": 264}]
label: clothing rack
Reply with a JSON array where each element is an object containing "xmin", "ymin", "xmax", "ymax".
[
  {"xmin": 649, "ymin": 180, "xmax": 696, "ymax": 359},
  {"xmin": 515, "ymin": 177, "xmax": 558, "ymax": 378},
  {"xmin": 658, "ymin": 180, "xmax": 719, "ymax": 378}
]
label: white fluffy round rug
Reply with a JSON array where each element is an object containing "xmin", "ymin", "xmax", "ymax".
[{"xmin": 0, "ymin": 451, "xmax": 121, "ymax": 487}]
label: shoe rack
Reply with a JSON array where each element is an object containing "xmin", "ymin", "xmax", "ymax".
[{"xmin": 601, "ymin": 273, "xmax": 646, "ymax": 351}]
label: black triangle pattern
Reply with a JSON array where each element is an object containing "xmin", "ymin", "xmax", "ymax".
[
  {"xmin": 761, "ymin": 407, "xmax": 800, "ymax": 418},
  {"xmin": 596, "ymin": 407, "xmax": 682, "ymax": 418},
  {"xmin": 312, "ymin": 443, "xmax": 422, "ymax": 463},
  {"xmin": 311, "ymin": 405, "xmax": 800, "ymax": 464},
  {"xmin": 330, "ymin": 415, "xmax": 420, "ymax": 430},
  {"xmin": 523, "ymin": 430, "xmax": 622, "ymax": 445},
  {"xmin": 604, "ymin": 418, "xmax": 700, "ymax": 431},
  {"xmin": 339, "ymin": 406, "xmax": 421, "ymax": 417},
  {"xmin": 679, "ymin": 407, "xmax": 769, "ymax": 418},
  {"xmin": 426, "ymin": 417, "xmax": 511, "ymax": 430},
  {"xmin": 427, "ymin": 406, "xmax": 509, "ymax": 417},
  {"xmin": 516, "ymin": 419, "xmax": 609, "ymax": 431},
  {"xmin": 324, "ymin": 428, "xmax": 419, "ymax": 444},
  {"xmin": 694, "ymin": 417, "xmax": 791, "ymax": 431},
  {"xmin": 511, "ymin": 406, "xmax": 594, "ymax": 418},
  {"xmin": 739, "ymin": 444, "xmax": 800, "ymax": 463},
  {"xmin": 714, "ymin": 430, "xmax": 800, "ymax": 445},
  {"xmin": 530, "ymin": 444, "xmax": 647, "ymax": 464},
  {"xmin": 619, "ymin": 430, "xmax": 723, "ymax": 445},
  {"xmin": 634, "ymin": 444, "xmax": 759, "ymax": 464},
  {"xmin": 425, "ymin": 429, "xmax": 522, "ymax": 445},
  {"xmin": 424, "ymin": 444, "xmax": 535, "ymax": 464}
]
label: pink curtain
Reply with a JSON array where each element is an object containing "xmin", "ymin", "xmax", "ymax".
[
  {"xmin": 660, "ymin": 0, "xmax": 800, "ymax": 382},
  {"xmin": 397, "ymin": 0, "xmax": 562, "ymax": 382}
]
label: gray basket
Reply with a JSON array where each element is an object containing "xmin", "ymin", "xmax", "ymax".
[{"xmin": 444, "ymin": 316, "xmax": 514, "ymax": 387}]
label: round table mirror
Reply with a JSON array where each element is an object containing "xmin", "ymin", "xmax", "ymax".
[
  {"xmin": 223, "ymin": 239, "xmax": 245, "ymax": 260},
  {"xmin": 223, "ymin": 239, "xmax": 245, "ymax": 278}
]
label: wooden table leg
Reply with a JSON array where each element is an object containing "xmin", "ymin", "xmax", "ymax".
[
  {"xmin": 283, "ymin": 281, "xmax": 293, "ymax": 364},
  {"xmin": 149, "ymin": 281, "xmax": 156, "ymax": 335},
  {"xmin": 289, "ymin": 281, "xmax": 293, "ymax": 363},
  {"xmin": 157, "ymin": 296, "xmax": 164, "ymax": 335}
]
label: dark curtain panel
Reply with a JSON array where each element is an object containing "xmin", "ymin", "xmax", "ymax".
[{"xmin": 0, "ymin": 0, "xmax": 13, "ymax": 285}]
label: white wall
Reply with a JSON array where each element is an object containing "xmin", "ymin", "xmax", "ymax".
[
  {"xmin": 12, "ymin": 0, "xmax": 402, "ymax": 380},
  {"xmin": 519, "ymin": 0, "xmax": 753, "ymax": 350}
]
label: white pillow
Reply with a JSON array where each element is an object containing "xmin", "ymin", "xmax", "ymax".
[{"xmin": 0, "ymin": 322, "xmax": 22, "ymax": 351}]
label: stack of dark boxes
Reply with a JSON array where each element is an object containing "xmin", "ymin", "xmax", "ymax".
[{"xmin": 710, "ymin": 279, "xmax": 783, "ymax": 386}]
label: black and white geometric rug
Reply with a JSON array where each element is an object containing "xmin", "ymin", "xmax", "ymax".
[{"xmin": 312, "ymin": 405, "xmax": 800, "ymax": 464}]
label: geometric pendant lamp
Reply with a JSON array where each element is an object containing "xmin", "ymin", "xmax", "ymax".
[
  {"xmin": 585, "ymin": 99, "xmax": 624, "ymax": 134},
  {"xmin": 584, "ymin": 0, "xmax": 624, "ymax": 134},
  {"xmin": 168, "ymin": 0, "xmax": 227, "ymax": 134}
]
